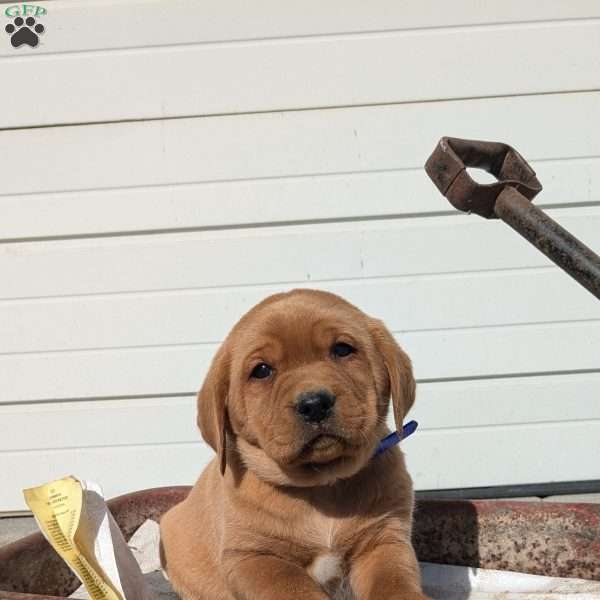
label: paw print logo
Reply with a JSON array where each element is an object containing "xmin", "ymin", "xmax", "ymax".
[{"xmin": 5, "ymin": 16, "xmax": 44, "ymax": 48}]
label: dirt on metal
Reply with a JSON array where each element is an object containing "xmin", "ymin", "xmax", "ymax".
[{"xmin": 413, "ymin": 499, "xmax": 600, "ymax": 581}]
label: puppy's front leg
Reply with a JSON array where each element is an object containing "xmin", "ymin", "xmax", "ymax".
[
  {"xmin": 349, "ymin": 541, "xmax": 430, "ymax": 600},
  {"xmin": 225, "ymin": 553, "xmax": 330, "ymax": 600}
]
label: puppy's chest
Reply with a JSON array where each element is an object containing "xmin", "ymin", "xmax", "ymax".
[
  {"xmin": 307, "ymin": 552, "xmax": 355, "ymax": 600},
  {"xmin": 302, "ymin": 515, "xmax": 357, "ymax": 600}
]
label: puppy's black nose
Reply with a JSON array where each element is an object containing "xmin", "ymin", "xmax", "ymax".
[{"xmin": 296, "ymin": 390, "xmax": 336, "ymax": 424}]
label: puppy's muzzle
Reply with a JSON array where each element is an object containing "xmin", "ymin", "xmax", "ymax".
[{"xmin": 296, "ymin": 389, "xmax": 336, "ymax": 424}]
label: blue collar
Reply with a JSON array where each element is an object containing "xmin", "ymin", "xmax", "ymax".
[{"xmin": 373, "ymin": 420, "xmax": 418, "ymax": 457}]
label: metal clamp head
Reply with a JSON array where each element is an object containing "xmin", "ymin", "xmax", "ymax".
[{"xmin": 425, "ymin": 137, "xmax": 542, "ymax": 219}]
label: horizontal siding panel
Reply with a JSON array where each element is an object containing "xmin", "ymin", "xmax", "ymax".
[
  {"xmin": 412, "ymin": 372, "xmax": 600, "ymax": 430},
  {"xmin": 2, "ymin": 208, "xmax": 598, "ymax": 300},
  {"xmin": 0, "ymin": 443, "xmax": 205, "ymax": 512},
  {"xmin": 1, "ymin": 396, "xmax": 198, "ymax": 452},
  {"xmin": 1, "ymin": 21, "xmax": 599, "ymax": 128},
  {"xmin": 2, "ymin": 268, "xmax": 600, "ymax": 354},
  {"xmin": 407, "ymin": 420, "xmax": 600, "ymax": 490},
  {"xmin": 1, "ymin": 320, "xmax": 599, "ymax": 403},
  {"xmin": 3, "ymin": 373, "xmax": 599, "ymax": 452},
  {"xmin": 2, "ymin": 419, "xmax": 599, "ymax": 511},
  {"xmin": 2, "ymin": 0, "xmax": 599, "ymax": 57},
  {"xmin": 1, "ymin": 2, "xmax": 598, "ymax": 511},
  {"xmin": 1, "ymin": 157, "xmax": 599, "ymax": 240},
  {"xmin": 1, "ymin": 92, "xmax": 599, "ymax": 198}
]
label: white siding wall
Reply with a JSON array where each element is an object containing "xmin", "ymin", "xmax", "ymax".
[{"xmin": 1, "ymin": 0, "xmax": 599, "ymax": 510}]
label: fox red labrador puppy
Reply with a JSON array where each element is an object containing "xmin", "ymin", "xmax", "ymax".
[{"xmin": 160, "ymin": 289, "xmax": 429, "ymax": 600}]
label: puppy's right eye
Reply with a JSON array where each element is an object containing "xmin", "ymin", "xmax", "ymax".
[
  {"xmin": 331, "ymin": 342, "xmax": 355, "ymax": 358},
  {"xmin": 250, "ymin": 363, "xmax": 273, "ymax": 380}
]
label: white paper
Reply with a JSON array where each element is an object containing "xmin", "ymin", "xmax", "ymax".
[{"xmin": 66, "ymin": 480, "xmax": 152, "ymax": 600}]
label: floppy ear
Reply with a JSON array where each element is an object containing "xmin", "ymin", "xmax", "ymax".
[
  {"xmin": 197, "ymin": 344, "xmax": 230, "ymax": 475},
  {"xmin": 368, "ymin": 319, "xmax": 416, "ymax": 432}
]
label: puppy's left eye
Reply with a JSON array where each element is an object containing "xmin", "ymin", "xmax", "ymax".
[
  {"xmin": 332, "ymin": 342, "xmax": 355, "ymax": 358},
  {"xmin": 250, "ymin": 363, "xmax": 273, "ymax": 379}
]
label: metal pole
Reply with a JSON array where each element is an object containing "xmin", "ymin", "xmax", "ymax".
[{"xmin": 495, "ymin": 187, "xmax": 600, "ymax": 299}]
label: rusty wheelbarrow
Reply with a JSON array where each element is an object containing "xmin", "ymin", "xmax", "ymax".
[{"xmin": 1, "ymin": 486, "xmax": 600, "ymax": 600}]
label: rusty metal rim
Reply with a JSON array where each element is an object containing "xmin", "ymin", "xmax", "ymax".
[{"xmin": 1, "ymin": 486, "xmax": 600, "ymax": 599}]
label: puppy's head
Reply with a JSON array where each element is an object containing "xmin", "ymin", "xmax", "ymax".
[{"xmin": 197, "ymin": 289, "xmax": 415, "ymax": 487}]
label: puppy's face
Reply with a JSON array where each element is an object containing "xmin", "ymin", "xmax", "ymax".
[{"xmin": 198, "ymin": 289, "xmax": 415, "ymax": 487}]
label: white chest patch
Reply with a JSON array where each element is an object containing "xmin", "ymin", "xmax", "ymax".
[
  {"xmin": 305, "ymin": 514, "xmax": 356, "ymax": 599},
  {"xmin": 307, "ymin": 553, "xmax": 356, "ymax": 600},
  {"xmin": 308, "ymin": 552, "xmax": 343, "ymax": 586}
]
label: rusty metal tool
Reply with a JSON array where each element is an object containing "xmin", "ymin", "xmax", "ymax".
[{"xmin": 425, "ymin": 137, "xmax": 600, "ymax": 299}]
